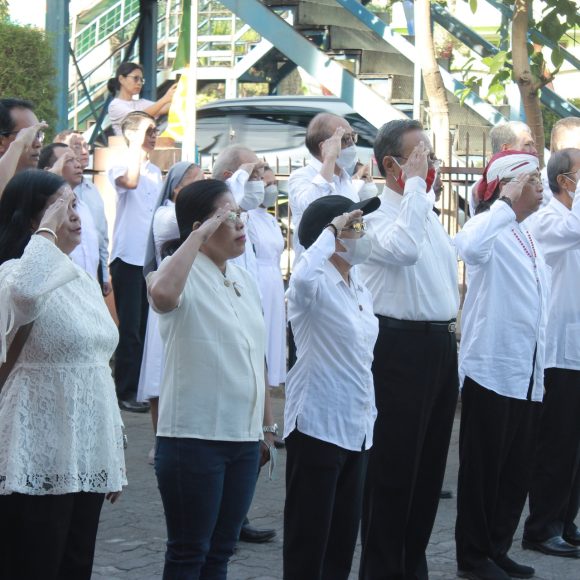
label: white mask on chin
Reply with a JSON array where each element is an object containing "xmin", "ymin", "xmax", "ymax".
[
  {"xmin": 240, "ymin": 180, "xmax": 265, "ymax": 210},
  {"xmin": 262, "ymin": 184, "xmax": 279, "ymax": 208},
  {"xmin": 336, "ymin": 145, "xmax": 358, "ymax": 172},
  {"xmin": 337, "ymin": 235, "xmax": 373, "ymax": 265}
]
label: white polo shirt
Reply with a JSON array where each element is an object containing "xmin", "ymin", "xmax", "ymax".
[{"xmin": 108, "ymin": 159, "xmax": 162, "ymax": 266}]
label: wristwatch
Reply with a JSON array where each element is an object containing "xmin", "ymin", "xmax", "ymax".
[
  {"xmin": 263, "ymin": 423, "xmax": 279, "ymax": 435},
  {"xmin": 498, "ymin": 196, "xmax": 513, "ymax": 208}
]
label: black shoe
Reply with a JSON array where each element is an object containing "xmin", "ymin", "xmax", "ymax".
[
  {"xmin": 458, "ymin": 559, "xmax": 511, "ymax": 580},
  {"xmin": 522, "ymin": 535, "xmax": 580, "ymax": 558},
  {"xmin": 119, "ymin": 399, "xmax": 150, "ymax": 413},
  {"xmin": 563, "ymin": 525, "xmax": 580, "ymax": 547},
  {"xmin": 239, "ymin": 524, "xmax": 276, "ymax": 543},
  {"xmin": 493, "ymin": 554, "xmax": 534, "ymax": 579},
  {"xmin": 440, "ymin": 489, "xmax": 453, "ymax": 499}
]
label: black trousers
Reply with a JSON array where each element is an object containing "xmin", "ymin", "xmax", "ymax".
[
  {"xmin": 524, "ymin": 367, "xmax": 580, "ymax": 541},
  {"xmin": 283, "ymin": 430, "xmax": 368, "ymax": 580},
  {"xmin": 455, "ymin": 377, "xmax": 541, "ymax": 570},
  {"xmin": 0, "ymin": 492, "xmax": 105, "ymax": 580},
  {"xmin": 359, "ymin": 322, "xmax": 458, "ymax": 580},
  {"xmin": 110, "ymin": 258, "xmax": 149, "ymax": 401}
]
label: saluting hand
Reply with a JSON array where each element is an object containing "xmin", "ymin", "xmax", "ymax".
[
  {"xmin": 320, "ymin": 127, "xmax": 345, "ymax": 162},
  {"xmin": 500, "ymin": 172, "xmax": 535, "ymax": 204},
  {"xmin": 330, "ymin": 209, "xmax": 364, "ymax": 234},
  {"xmin": 192, "ymin": 203, "xmax": 233, "ymax": 243},
  {"xmin": 402, "ymin": 142, "xmax": 429, "ymax": 182},
  {"xmin": 38, "ymin": 188, "xmax": 76, "ymax": 234},
  {"xmin": 14, "ymin": 121, "xmax": 48, "ymax": 149}
]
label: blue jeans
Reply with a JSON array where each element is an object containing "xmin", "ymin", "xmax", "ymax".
[{"xmin": 155, "ymin": 437, "xmax": 260, "ymax": 580}]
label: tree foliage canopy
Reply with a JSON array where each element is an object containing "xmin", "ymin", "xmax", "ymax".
[{"xmin": 0, "ymin": 20, "xmax": 57, "ymax": 138}]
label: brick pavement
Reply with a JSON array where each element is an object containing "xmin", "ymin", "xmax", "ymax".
[{"xmin": 93, "ymin": 396, "xmax": 580, "ymax": 579}]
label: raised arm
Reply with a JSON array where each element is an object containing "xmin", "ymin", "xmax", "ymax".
[
  {"xmin": 113, "ymin": 122, "xmax": 149, "ymax": 190},
  {"xmin": 147, "ymin": 203, "xmax": 232, "ymax": 312}
]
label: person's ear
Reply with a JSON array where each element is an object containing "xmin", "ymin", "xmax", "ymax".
[
  {"xmin": 382, "ymin": 156, "xmax": 396, "ymax": 176},
  {"xmin": 556, "ymin": 173, "xmax": 570, "ymax": 194},
  {"xmin": 223, "ymin": 170, "xmax": 233, "ymax": 179}
]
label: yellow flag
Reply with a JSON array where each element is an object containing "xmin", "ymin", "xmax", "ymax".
[{"xmin": 161, "ymin": 71, "xmax": 189, "ymax": 142}]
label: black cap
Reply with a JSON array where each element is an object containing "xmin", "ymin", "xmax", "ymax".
[{"xmin": 298, "ymin": 195, "xmax": 380, "ymax": 249}]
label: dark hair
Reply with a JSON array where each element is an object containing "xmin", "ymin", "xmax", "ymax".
[
  {"xmin": 120, "ymin": 111, "xmax": 155, "ymax": 138},
  {"xmin": 0, "ymin": 98, "xmax": 35, "ymax": 134},
  {"xmin": 38, "ymin": 142, "xmax": 67, "ymax": 170},
  {"xmin": 107, "ymin": 62, "xmax": 143, "ymax": 96},
  {"xmin": 373, "ymin": 119, "xmax": 423, "ymax": 177},
  {"xmin": 162, "ymin": 178, "xmax": 231, "ymax": 258},
  {"xmin": 0, "ymin": 169, "xmax": 66, "ymax": 264},
  {"xmin": 548, "ymin": 148, "xmax": 576, "ymax": 195}
]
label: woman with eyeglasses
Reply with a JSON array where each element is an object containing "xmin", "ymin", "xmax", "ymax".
[
  {"xmin": 283, "ymin": 194, "xmax": 380, "ymax": 580},
  {"xmin": 147, "ymin": 178, "xmax": 274, "ymax": 579},
  {"xmin": 107, "ymin": 62, "xmax": 178, "ymax": 136},
  {"xmin": 0, "ymin": 170, "xmax": 126, "ymax": 579}
]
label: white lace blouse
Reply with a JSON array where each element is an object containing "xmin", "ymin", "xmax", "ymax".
[{"xmin": 0, "ymin": 236, "xmax": 127, "ymax": 495}]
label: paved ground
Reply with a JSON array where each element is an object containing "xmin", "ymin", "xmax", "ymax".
[{"xmin": 93, "ymin": 394, "xmax": 580, "ymax": 579}]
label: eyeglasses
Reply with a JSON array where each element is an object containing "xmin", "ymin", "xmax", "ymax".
[
  {"xmin": 0, "ymin": 129, "xmax": 45, "ymax": 143},
  {"xmin": 126, "ymin": 75, "xmax": 145, "ymax": 84},
  {"xmin": 342, "ymin": 221, "xmax": 367, "ymax": 233},
  {"xmin": 396, "ymin": 154, "xmax": 441, "ymax": 169},
  {"xmin": 341, "ymin": 132, "xmax": 358, "ymax": 146},
  {"xmin": 225, "ymin": 210, "xmax": 245, "ymax": 225},
  {"xmin": 146, "ymin": 127, "xmax": 159, "ymax": 137}
]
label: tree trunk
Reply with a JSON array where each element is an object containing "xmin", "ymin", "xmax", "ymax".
[
  {"xmin": 415, "ymin": 0, "xmax": 455, "ymax": 231},
  {"xmin": 512, "ymin": 0, "xmax": 545, "ymax": 164},
  {"xmin": 415, "ymin": 0, "xmax": 450, "ymax": 165}
]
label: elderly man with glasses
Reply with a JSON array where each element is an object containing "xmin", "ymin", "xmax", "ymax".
[
  {"xmin": 357, "ymin": 119, "xmax": 459, "ymax": 580},
  {"xmin": 0, "ymin": 97, "xmax": 46, "ymax": 196},
  {"xmin": 288, "ymin": 112, "xmax": 362, "ymax": 259}
]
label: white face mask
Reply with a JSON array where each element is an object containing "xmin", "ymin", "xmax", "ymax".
[
  {"xmin": 336, "ymin": 145, "xmax": 358, "ymax": 172},
  {"xmin": 239, "ymin": 180, "xmax": 265, "ymax": 210},
  {"xmin": 564, "ymin": 174, "xmax": 580, "ymax": 200},
  {"xmin": 262, "ymin": 184, "xmax": 278, "ymax": 208},
  {"xmin": 337, "ymin": 235, "xmax": 373, "ymax": 266},
  {"xmin": 358, "ymin": 182, "xmax": 379, "ymax": 200}
]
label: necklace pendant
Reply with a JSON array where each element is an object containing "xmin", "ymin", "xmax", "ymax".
[{"xmin": 224, "ymin": 279, "xmax": 231, "ymax": 287}]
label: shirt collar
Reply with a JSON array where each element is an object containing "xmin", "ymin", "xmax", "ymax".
[
  {"xmin": 548, "ymin": 196, "xmax": 570, "ymax": 216},
  {"xmin": 380, "ymin": 184, "xmax": 404, "ymax": 206},
  {"xmin": 308, "ymin": 157, "xmax": 350, "ymax": 182}
]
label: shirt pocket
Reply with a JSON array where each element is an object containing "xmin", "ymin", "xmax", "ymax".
[{"xmin": 564, "ymin": 323, "xmax": 580, "ymax": 362}]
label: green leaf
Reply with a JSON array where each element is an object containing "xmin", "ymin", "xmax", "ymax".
[
  {"xmin": 487, "ymin": 83, "xmax": 505, "ymax": 103},
  {"xmin": 469, "ymin": 0, "xmax": 477, "ymax": 14},
  {"xmin": 551, "ymin": 48, "xmax": 564, "ymax": 69}
]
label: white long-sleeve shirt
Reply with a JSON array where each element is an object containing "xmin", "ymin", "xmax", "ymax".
[
  {"xmin": 288, "ymin": 158, "xmax": 359, "ymax": 258},
  {"xmin": 69, "ymin": 199, "xmax": 100, "ymax": 279},
  {"xmin": 74, "ymin": 179, "xmax": 110, "ymax": 282},
  {"xmin": 284, "ymin": 229, "xmax": 378, "ymax": 451},
  {"xmin": 529, "ymin": 196, "xmax": 580, "ymax": 370},
  {"xmin": 454, "ymin": 201, "xmax": 551, "ymax": 401},
  {"xmin": 358, "ymin": 178, "xmax": 459, "ymax": 321}
]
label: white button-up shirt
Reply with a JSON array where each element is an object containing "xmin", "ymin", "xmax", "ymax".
[
  {"xmin": 69, "ymin": 199, "xmax": 100, "ymax": 279},
  {"xmin": 108, "ymin": 160, "xmax": 162, "ymax": 266},
  {"xmin": 529, "ymin": 196, "xmax": 580, "ymax": 371},
  {"xmin": 74, "ymin": 179, "xmax": 110, "ymax": 282},
  {"xmin": 358, "ymin": 178, "xmax": 459, "ymax": 321},
  {"xmin": 288, "ymin": 157, "xmax": 359, "ymax": 258},
  {"xmin": 454, "ymin": 201, "xmax": 551, "ymax": 401},
  {"xmin": 284, "ymin": 229, "xmax": 378, "ymax": 451}
]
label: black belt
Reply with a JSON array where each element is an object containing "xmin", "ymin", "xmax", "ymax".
[{"xmin": 377, "ymin": 315, "xmax": 456, "ymax": 334}]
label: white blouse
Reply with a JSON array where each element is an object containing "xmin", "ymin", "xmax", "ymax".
[
  {"xmin": 454, "ymin": 201, "xmax": 551, "ymax": 401},
  {"xmin": 156, "ymin": 252, "xmax": 266, "ymax": 441},
  {"xmin": 0, "ymin": 236, "xmax": 126, "ymax": 495},
  {"xmin": 284, "ymin": 230, "xmax": 378, "ymax": 451}
]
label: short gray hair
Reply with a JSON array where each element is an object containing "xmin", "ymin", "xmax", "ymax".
[
  {"xmin": 211, "ymin": 145, "xmax": 256, "ymax": 181},
  {"xmin": 489, "ymin": 121, "xmax": 531, "ymax": 154},
  {"xmin": 373, "ymin": 119, "xmax": 423, "ymax": 178},
  {"xmin": 547, "ymin": 148, "xmax": 576, "ymax": 194},
  {"xmin": 551, "ymin": 117, "xmax": 580, "ymax": 152}
]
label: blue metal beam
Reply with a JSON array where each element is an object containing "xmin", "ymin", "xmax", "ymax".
[
  {"xmin": 335, "ymin": 0, "xmax": 506, "ymax": 126},
  {"xmin": 218, "ymin": 0, "xmax": 407, "ymax": 129},
  {"xmin": 46, "ymin": 0, "xmax": 70, "ymax": 131},
  {"xmin": 139, "ymin": 0, "xmax": 158, "ymax": 101}
]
